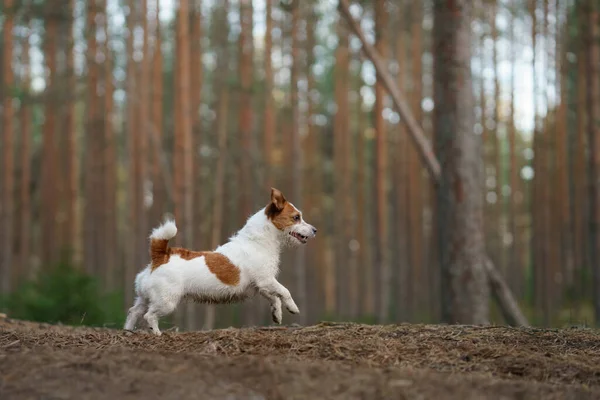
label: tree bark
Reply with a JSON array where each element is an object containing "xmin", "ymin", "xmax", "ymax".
[
  {"xmin": 574, "ymin": 3, "xmax": 588, "ymax": 302},
  {"xmin": 585, "ymin": 0, "xmax": 600, "ymax": 325},
  {"xmin": 408, "ymin": 1, "xmax": 424, "ymax": 317},
  {"xmin": 125, "ymin": 0, "xmax": 139, "ymax": 307},
  {"xmin": 433, "ymin": 0, "xmax": 490, "ymax": 325},
  {"xmin": 373, "ymin": 0, "xmax": 390, "ymax": 324},
  {"xmin": 174, "ymin": 0, "xmax": 195, "ymax": 329},
  {"xmin": 150, "ymin": 1, "xmax": 165, "ymax": 226},
  {"xmin": 17, "ymin": 19, "xmax": 32, "ymax": 284},
  {"xmin": 205, "ymin": 0, "xmax": 230, "ymax": 330},
  {"xmin": 138, "ymin": 0, "xmax": 150, "ymax": 267},
  {"xmin": 556, "ymin": 0, "xmax": 573, "ymax": 292},
  {"xmin": 508, "ymin": 0, "xmax": 522, "ymax": 298},
  {"xmin": 303, "ymin": 3, "xmax": 322, "ymax": 320},
  {"xmin": 490, "ymin": 0, "xmax": 504, "ymax": 278},
  {"xmin": 239, "ymin": 0, "xmax": 254, "ymax": 220},
  {"xmin": 333, "ymin": 18, "xmax": 350, "ymax": 318},
  {"xmin": 103, "ymin": 0, "xmax": 117, "ymax": 290},
  {"xmin": 290, "ymin": 1, "xmax": 307, "ymax": 324},
  {"xmin": 42, "ymin": 2, "xmax": 59, "ymax": 267},
  {"xmin": 191, "ymin": 0, "xmax": 204, "ymax": 249},
  {"xmin": 395, "ymin": 15, "xmax": 411, "ymax": 321},
  {"xmin": 63, "ymin": 0, "xmax": 79, "ymax": 266},
  {"xmin": 238, "ymin": 0, "xmax": 259, "ymax": 326},
  {"xmin": 1, "ymin": 0, "xmax": 15, "ymax": 293}
]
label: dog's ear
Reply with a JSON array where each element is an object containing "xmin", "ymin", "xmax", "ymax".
[{"xmin": 270, "ymin": 188, "xmax": 287, "ymax": 211}]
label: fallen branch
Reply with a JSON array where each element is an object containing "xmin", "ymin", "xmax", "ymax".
[
  {"xmin": 484, "ymin": 258, "xmax": 529, "ymax": 326},
  {"xmin": 338, "ymin": 0, "xmax": 440, "ymax": 180},
  {"xmin": 338, "ymin": 0, "xmax": 529, "ymax": 327}
]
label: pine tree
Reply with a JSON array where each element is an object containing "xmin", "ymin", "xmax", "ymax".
[{"xmin": 433, "ymin": 0, "xmax": 490, "ymax": 324}]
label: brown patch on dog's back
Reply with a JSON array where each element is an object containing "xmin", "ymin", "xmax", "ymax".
[
  {"xmin": 171, "ymin": 247, "xmax": 205, "ymax": 261},
  {"xmin": 154, "ymin": 247, "xmax": 240, "ymax": 286},
  {"xmin": 202, "ymin": 252, "xmax": 241, "ymax": 286}
]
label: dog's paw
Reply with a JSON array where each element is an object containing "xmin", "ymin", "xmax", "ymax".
[
  {"xmin": 287, "ymin": 304, "xmax": 300, "ymax": 314},
  {"xmin": 271, "ymin": 306, "xmax": 282, "ymax": 324},
  {"xmin": 150, "ymin": 328, "xmax": 163, "ymax": 337}
]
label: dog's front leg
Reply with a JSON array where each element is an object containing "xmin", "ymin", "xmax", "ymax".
[
  {"xmin": 259, "ymin": 288, "xmax": 283, "ymax": 324},
  {"xmin": 267, "ymin": 279, "xmax": 300, "ymax": 315}
]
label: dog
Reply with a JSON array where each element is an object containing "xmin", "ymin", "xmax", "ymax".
[{"xmin": 123, "ymin": 188, "xmax": 317, "ymax": 335}]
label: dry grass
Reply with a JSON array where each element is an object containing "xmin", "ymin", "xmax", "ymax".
[{"xmin": 1, "ymin": 317, "xmax": 599, "ymax": 399}]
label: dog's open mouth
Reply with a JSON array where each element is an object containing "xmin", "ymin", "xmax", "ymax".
[{"xmin": 289, "ymin": 231, "xmax": 308, "ymax": 244}]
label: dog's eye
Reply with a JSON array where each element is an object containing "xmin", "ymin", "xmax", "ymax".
[{"xmin": 293, "ymin": 215, "xmax": 300, "ymax": 221}]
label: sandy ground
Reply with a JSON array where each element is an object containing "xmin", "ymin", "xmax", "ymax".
[{"xmin": 1, "ymin": 317, "xmax": 599, "ymax": 399}]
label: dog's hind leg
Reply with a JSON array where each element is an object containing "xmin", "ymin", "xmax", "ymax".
[
  {"xmin": 144, "ymin": 297, "xmax": 179, "ymax": 336},
  {"xmin": 124, "ymin": 297, "xmax": 147, "ymax": 331}
]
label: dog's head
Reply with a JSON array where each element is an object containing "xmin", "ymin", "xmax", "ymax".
[{"xmin": 265, "ymin": 188, "xmax": 317, "ymax": 246}]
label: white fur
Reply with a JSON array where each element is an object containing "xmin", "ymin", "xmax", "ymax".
[
  {"xmin": 124, "ymin": 205, "xmax": 316, "ymax": 335},
  {"xmin": 149, "ymin": 219, "xmax": 177, "ymax": 240}
]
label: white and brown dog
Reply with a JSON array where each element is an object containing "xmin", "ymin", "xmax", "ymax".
[{"xmin": 124, "ymin": 188, "xmax": 317, "ymax": 335}]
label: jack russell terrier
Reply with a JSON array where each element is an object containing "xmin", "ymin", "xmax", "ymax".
[{"xmin": 124, "ymin": 188, "xmax": 317, "ymax": 335}]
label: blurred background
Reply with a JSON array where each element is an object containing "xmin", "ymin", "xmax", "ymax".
[{"xmin": 0, "ymin": 0, "xmax": 599, "ymax": 330}]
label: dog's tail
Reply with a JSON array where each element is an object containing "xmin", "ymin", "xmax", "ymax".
[{"xmin": 149, "ymin": 220, "xmax": 177, "ymax": 271}]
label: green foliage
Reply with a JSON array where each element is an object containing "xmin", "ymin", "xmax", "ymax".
[{"xmin": 0, "ymin": 263, "xmax": 126, "ymax": 327}]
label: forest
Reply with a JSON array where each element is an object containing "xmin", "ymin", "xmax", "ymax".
[{"xmin": 0, "ymin": 0, "xmax": 599, "ymax": 332}]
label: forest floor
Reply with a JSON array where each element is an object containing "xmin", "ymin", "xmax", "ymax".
[{"xmin": 1, "ymin": 316, "xmax": 600, "ymax": 400}]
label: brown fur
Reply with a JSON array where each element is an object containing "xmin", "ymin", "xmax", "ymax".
[
  {"xmin": 150, "ymin": 239, "xmax": 171, "ymax": 270},
  {"xmin": 150, "ymin": 242, "xmax": 240, "ymax": 286},
  {"xmin": 265, "ymin": 188, "xmax": 300, "ymax": 230}
]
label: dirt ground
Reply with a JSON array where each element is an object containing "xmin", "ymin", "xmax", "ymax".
[{"xmin": 1, "ymin": 317, "xmax": 600, "ymax": 400}]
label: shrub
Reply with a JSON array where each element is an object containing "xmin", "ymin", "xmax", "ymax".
[{"xmin": 0, "ymin": 263, "xmax": 125, "ymax": 327}]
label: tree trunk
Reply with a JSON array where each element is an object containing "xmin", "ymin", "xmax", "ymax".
[
  {"xmin": 190, "ymin": 0, "xmax": 206, "ymax": 327},
  {"xmin": 373, "ymin": 0, "xmax": 390, "ymax": 324},
  {"xmin": 529, "ymin": 0, "xmax": 545, "ymax": 324},
  {"xmin": 508, "ymin": 0, "xmax": 522, "ymax": 298},
  {"xmin": 65, "ymin": 0, "xmax": 79, "ymax": 266},
  {"xmin": 303, "ymin": 3, "xmax": 322, "ymax": 320},
  {"xmin": 17, "ymin": 19, "xmax": 32, "ymax": 284},
  {"xmin": 356, "ymin": 93, "xmax": 371, "ymax": 318},
  {"xmin": 150, "ymin": 2, "xmax": 165, "ymax": 227},
  {"xmin": 205, "ymin": 0, "xmax": 230, "ymax": 330},
  {"xmin": 239, "ymin": 0, "xmax": 253, "ymax": 221},
  {"xmin": 290, "ymin": 1, "xmax": 307, "ymax": 324},
  {"xmin": 585, "ymin": 0, "xmax": 600, "ymax": 325},
  {"xmin": 125, "ymin": 0, "xmax": 139, "ymax": 307},
  {"xmin": 238, "ymin": 0, "xmax": 258, "ymax": 326},
  {"xmin": 174, "ymin": 0, "xmax": 195, "ymax": 329},
  {"xmin": 333, "ymin": 18, "xmax": 350, "ymax": 318},
  {"xmin": 556, "ymin": 0, "xmax": 573, "ymax": 293},
  {"xmin": 1, "ymin": 0, "xmax": 15, "ymax": 293},
  {"xmin": 490, "ymin": 0, "xmax": 504, "ymax": 279},
  {"xmin": 541, "ymin": 0, "xmax": 554, "ymax": 325},
  {"xmin": 42, "ymin": 2, "xmax": 59, "ymax": 268},
  {"xmin": 264, "ymin": 0, "xmax": 276, "ymax": 189},
  {"xmin": 191, "ymin": 0, "xmax": 204, "ymax": 248},
  {"xmin": 574, "ymin": 5, "xmax": 588, "ymax": 303},
  {"xmin": 395, "ymin": 17, "xmax": 411, "ymax": 321},
  {"xmin": 84, "ymin": 0, "xmax": 104, "ymax": 278},
  {"xmin": 433, "ymin": 0, "xmax": 489, "ymax": 325},
  {"xmin": 103, "ymin": 0, "xmax": 116, "ymax": 290},
  {"xmin": 137, "ymin": 0, "xmax": 150, "ymax": 269},
  {"xmin": 408, "ymin": 1, "xmax": 424, "ymax": 318}
]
